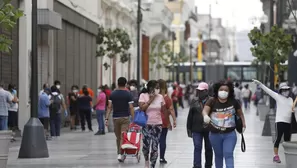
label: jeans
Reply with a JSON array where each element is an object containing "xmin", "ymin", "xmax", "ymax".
[
  {"xmin": 209, "ymin": 131, "xmax": 237, "ymax": 168},
  {"xmin": 159, "ymin": 128, "xmax": 168, "ymax": 159},
  {"xmin": 96, "ymin": 110, "xmax": 105, "ymax": 132},
  {"xmin": 243, "ymin": 98, "xmax": 249, "ymax": 109},
  {"xmin": 192, "ymin": 132, "xmax": 213, "ymax": 168},
  {"xmin": 50, "ymin": 113, "xmax": 61, "ymax": 137},
  {"xmin": 0, "ymin": 116, "xmax": 8, "ymax": 130},
  {"xmin": 142, "ymin": 125, "xmax": 162, "ymax": 168}
]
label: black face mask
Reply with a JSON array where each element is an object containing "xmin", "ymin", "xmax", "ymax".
[{"xmin": 197, "ymin": 91, "xmax": 208, "ymax": 100}]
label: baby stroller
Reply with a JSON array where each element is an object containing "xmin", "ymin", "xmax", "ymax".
[{"xmin": 121, "ymin": 123, "xmax": 142, "ymax": 163}]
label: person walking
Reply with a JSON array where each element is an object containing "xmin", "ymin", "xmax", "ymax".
[
  {"xmin": 7, "ymin": 84, "xmax": 19, "ymax": 131},
  {"xmin": 128, "ymin": 79, "xmax": 139, "ymax": 109},
  {"xmin": 68, "ymin": 85, "xmax": 79, "ymax": 130},
  {"xmin": 171, "ymin": 85, "xmax": 179, "ymax": 118},
  {"xmin": 234, "ymin": 82, "xmax": 242, "ymax": 106},
  {"xmin": 105, "ymin": 77, "xmax": 135, "ymax": 162},
  {"xmin": 202, "ymin": 80, "xmax": 246, "ymax": 168},
  {"xmin": 77, "ymin": 87, "xmax": 93, "ymax": 132},
  {"xmin": 0, "ymin": 81, "xmax": 13, "ymax": 131},
  {"xmin": 38, "ymin": 88, "xmax": 51, "ymax": 140},
  {"xmin": 158, "ymin": 79, "xmax": 177, "ymax": 164},
  {"xmin": 187, "ymin": 82, "xmax": 213, "ymax": 168},
  {"xmin": 253, "ymin": 80, "xmax": 294, "ymax": 163},
  {"xmin": 139, "ymin": 80, "xmax": 165, "ymax": 168},
  {"xmin": 241, "ymin": 84, "xmax": 251, "ymax": 110},
  {"xmin": 49, "ymin": 86, "xmax": 66, "ymax": 139},
  {"xmin": 94, "ymin": 86, "xmax": 106, "ymax": 135}
]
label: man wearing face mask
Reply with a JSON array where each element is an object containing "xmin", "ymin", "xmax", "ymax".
[
  {"xmin": 187, "ymin": 82, "xmax": 213, "ymax": 168},
  {"xmin": 253, "ymin": 80, "xmax": 294, "ymax": 163},
  {"xmin": 68, "ymin": 85, "xmax": 79, "ymax": 130},
  {"xmin": 128, "ymin": 80, "xmax": 139, "ymax": 108}
]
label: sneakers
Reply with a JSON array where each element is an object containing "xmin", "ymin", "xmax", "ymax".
[
  {"xmin": 273, "ymin": 155, "xmax": 281, "ymax": 163},
  {"xmin": 117, "ymin": 154, "xmax": 124, "ymax": 162},
  {"xmin": 160, "ymin": 158, "xmax": 167, "ymax": 164}
]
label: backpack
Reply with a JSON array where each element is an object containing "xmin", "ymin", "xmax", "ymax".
[{"xmin": 50, "ymin": 95, "xmax": 62, "ymax": 116}]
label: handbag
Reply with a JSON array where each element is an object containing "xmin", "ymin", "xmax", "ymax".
[
  {"xmin": 133, "ymin": 109, "xmax": 147, "ymax": 127},
  {"xmin": 235, "ymin": 114, "xmax": 246, "ymax": 152}
]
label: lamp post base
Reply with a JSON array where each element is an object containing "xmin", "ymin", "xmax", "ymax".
[{"xmin": 18, "ymin": 118, "xmax": 49, "ymax": 158}]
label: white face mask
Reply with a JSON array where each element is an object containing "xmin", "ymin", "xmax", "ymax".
[
  {"xmin": 130, "ymin": 86, "xmax": 136, "ymax": 91},
  {"xmin": 56, "ymin": 85, "xmax": 61, "ymax": 89},
  {"xmin": 97, "ymin": 89, "xmax": 101, "ymax": 93},
  {"xmin": 154, "ymin": 89, "xmax": 160, "ymax": 95},
  {"xmin": 73, "ymin": 90, "xmax": 78, "ymax": 93},
  {"xmin": 282, "ymin": 91, "xmax": 290, "ymax": 97},
  {"xmin": 218, "ymin": 91, "xmax": 229, "ymax": 99}
]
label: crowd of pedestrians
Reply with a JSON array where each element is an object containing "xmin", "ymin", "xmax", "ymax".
[{"xmin": 4, "ymin": 75, "xmax": 297, "ymax": 168}]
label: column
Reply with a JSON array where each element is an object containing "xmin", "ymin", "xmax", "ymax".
[{"xmin": 18, "ymin": 0, "xmax": 32, "ymax": 133}]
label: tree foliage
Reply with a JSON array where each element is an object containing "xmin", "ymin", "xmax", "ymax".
[
  {"xmin": 149, "ymin": 40, "xmax": 189, "ymax": 71},
  {"xmin": 96, "ymin": 26, "xmax": 132, "ymax": 64},
  {"xmin": 248, "ymin": 26, "xmax": 292, "ymax": 64},
  {"xmin": 0, "ymin": 0, "xmax": 23, "ymax": 52}
]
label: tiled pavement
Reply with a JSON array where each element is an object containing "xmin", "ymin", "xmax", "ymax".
[{"xmin": 7, "ymin": 105, "xmax": 291, "ymax": 168}]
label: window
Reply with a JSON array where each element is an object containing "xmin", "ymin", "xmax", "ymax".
[
  {"xmin": 226, "ymin": 67, "xmax": 241, "ymax": 81},
  {"xmin": 242, "ymin": 67, "xmax": 257, "ymax": 81}
]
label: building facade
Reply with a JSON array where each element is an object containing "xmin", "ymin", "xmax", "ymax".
[{"xmin": 18, "ymin": 0, "xmax": 100, "ymax": 133}]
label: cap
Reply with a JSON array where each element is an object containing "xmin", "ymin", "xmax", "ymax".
[
  {"xmin": 197, "ymin": 82, "xmax": 209, "ymax": 90},
  {"xmin": 279, "ymin": 82, "xmax": 290, "ymax": 90}
]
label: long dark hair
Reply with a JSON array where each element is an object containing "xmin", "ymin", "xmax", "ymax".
[
  {"xmin": 213, "ymin": 80, "xmax": 235, "ymax": 100},
  {"xmin": 158, "ymin": 79, "xmax": 167, "ymax": 94},
  {"xmin": 140, "ymin": 80, "xmax": 158, "ymax": 94}
]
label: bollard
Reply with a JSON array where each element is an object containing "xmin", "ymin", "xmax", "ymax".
[
  {"xmin": 258, "ymin": 103, "xmax": 269, "ymax": 121},
  {"xmin": 283, "ymin": 142, "xmax": 297, "ymax": 168},
  {"xmin": 0, "ymin": 131, "xmax": 12, "ymax": 168}
]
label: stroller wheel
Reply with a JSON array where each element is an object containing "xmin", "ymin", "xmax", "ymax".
[{"xmin": 137, "ymin": 154, "xmax": 141, "ymax": 163}]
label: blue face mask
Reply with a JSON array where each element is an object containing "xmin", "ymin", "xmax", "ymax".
[{"xmin": 12, "ymin": 89, "xmax": 17, "ymax": 95}]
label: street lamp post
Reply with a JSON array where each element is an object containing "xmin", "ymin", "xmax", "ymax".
[
  {"xmin": 18, "ymin": 0, "xmax": 49, "ymax": 158},
  {"xmin": 136, "ymin": 0, "xmax": 142, "ymax": 89}
]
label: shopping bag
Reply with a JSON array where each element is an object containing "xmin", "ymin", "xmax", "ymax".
[{"xmin": 133, "ymin": 110, "xmax": 147, "ymax": 127}]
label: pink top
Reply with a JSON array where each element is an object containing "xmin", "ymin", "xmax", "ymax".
[
  {"xmin": 96, "ymin": 92, "xmax": 106, "ymax": 110},
  {"xmin": 139, "ymin": 93, "xmax": 165, "ymax": 125}
]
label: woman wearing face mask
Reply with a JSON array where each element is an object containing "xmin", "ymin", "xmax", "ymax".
[
  {"xmin": 68, "ymin": 85, "xmax": 79, "ymax": 130},
  {"xmin": 202, "ymin": 80, "xmax": 246, "ymax": 168},
  {"xmin": 253, "ymin": 80, "xmax": 294, "ymax": 163},
  {"xmin": 139, "ymin": 80, "xmax": 166, "ymax": 168},
  {"xmin": 94, "ymin": 86, "xmax": 106, "ymax": 135}
]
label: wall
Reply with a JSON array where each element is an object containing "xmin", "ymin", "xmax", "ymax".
[{"xmin": 53, "ymin": 1, "xmax": 98, "ymax": 97}]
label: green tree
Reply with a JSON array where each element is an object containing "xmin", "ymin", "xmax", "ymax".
[
  {"xmin": 248, "ymin": 25, "xmax": 292, "ymax": 72},
  {"xmin": 96, "ymin": 26, "xmax": 132, "ymax": 66},
  {"xmin": 149, "ymin": 40, "xmax": 172, "ymax": 71},
  {"xmin": 0, "ymin": 0, "xmax": 23, "ymax": 52}
]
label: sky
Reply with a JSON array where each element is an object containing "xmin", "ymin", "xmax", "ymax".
[{"xmin": 195, "ymin": 0, "xmax": 264, "ymax": 31}]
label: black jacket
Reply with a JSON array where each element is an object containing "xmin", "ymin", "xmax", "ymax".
[{"xmin": 186, "ymin": 97, "xmax": 209, "ymax": 137}]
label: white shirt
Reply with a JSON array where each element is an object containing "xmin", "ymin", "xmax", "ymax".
[
  {"xmin": 167, "ymin": 86, "xmax": 173, "ymax": 98},
  {"xmin": 234, "ymin": 87, "xmax": 242, "ymax": 100},
  {"xmin": 242, "ymin": 88, "xmax": 251, "ymax": 98},
  {"xmin": 260, "ymin": 84, "xmax": 293, "ymax": 123}
]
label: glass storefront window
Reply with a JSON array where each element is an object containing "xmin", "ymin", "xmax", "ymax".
[
  {"xmin": 242, "ymin": 67, "xmax": 257, "ymax": 81},
  {"xmin": 226, "ymin": 67, "xmax": 241, "ymax": 81}
]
